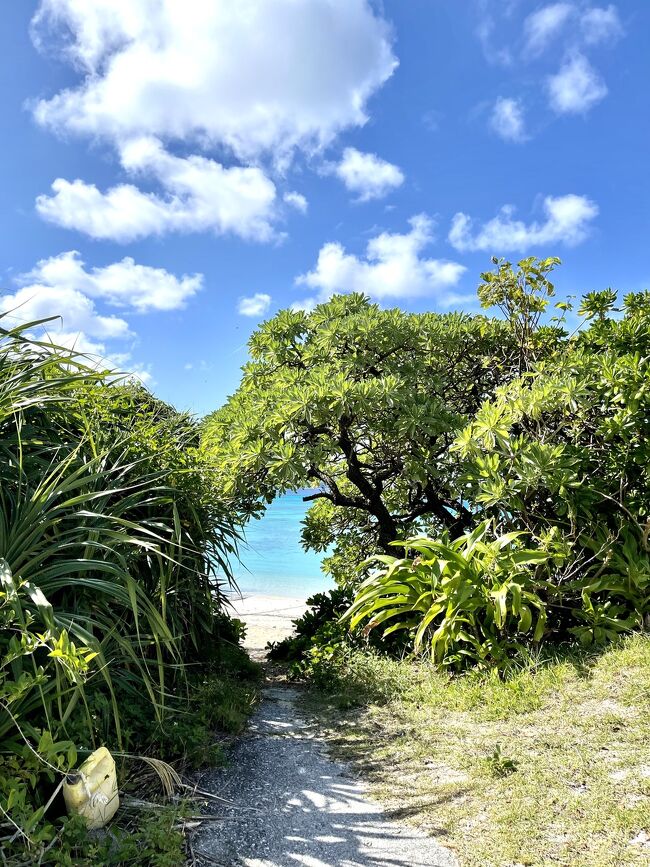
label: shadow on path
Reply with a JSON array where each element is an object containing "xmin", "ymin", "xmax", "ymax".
[{"xmin": 192, "ymin": 685, "xmax": 458, "ymax": 867}]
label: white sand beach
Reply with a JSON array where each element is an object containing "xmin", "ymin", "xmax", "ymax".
[{"xmin": 225, "ymin": 593, "xmax": 307, "ymax": 656}]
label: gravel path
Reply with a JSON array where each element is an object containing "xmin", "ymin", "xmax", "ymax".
[{"xmin": 192, "ymin": 684, "xmax": 458, "ymax": 867}]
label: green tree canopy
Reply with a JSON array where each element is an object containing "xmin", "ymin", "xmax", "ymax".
[
  {"xmin": 204, "ymin": 290, "xmax": 541, "ymax": 575},
  {"xmin": 456, "ymin": 286, "xmax": 650, "ymax": 562}
]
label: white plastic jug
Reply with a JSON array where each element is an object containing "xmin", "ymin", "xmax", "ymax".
[{"xmin": 63, "ymin": 747, "xmax": 120, "ymax": 829}]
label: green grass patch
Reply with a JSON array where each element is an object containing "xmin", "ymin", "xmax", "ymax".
[{"xmin": 308, "ymin": 634, "xmax": 650, "ymax": 867}]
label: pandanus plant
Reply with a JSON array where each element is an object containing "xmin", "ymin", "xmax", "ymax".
[{"xmin": 0, "ymin": 315, "xmax": 238, "ymax": 747}]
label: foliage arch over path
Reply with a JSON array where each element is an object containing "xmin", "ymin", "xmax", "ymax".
[{"xmin": 205, "ymin": 288, "xmax": 548, "ymax": 576}]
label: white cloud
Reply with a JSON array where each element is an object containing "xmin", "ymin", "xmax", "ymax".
[
  {"xmin": 547, "ymin": 53, "xmax": 608, "ymax": 114},
  {"xmin": 48, "ymin": 331, "xmax": 114, "ymax": 358},
  {"xmin": 283, "ymin": 192, "xmax": 308, "ymax": 214},
  {"xmin": 490, "ymin": 97, "xmax": 527, "ymax": 143},
  {"xmin": 448, "ymin": 194, "xmax": 598, "ymax": 252},
  {"xmin": 580, "ymin": 5, "xmax": 623, "ymax": 45},
  {"xmin": 290, "ymin": 298, "xmax": 320, "ymax": 314},
  {"xmin": 37, "ymin": 139, "xmax": 278, "ymax": 243},
  {"xmin": 523, "ymin": 3, "xmax": 574, "ymax": 56},
  {"xmin": 476, "ymin": 1, "xmax": 515, "ymax": 66},
  {"xmin": 1, "ymin": 251, "xmax": 203, "ymax": 381},
  {"xmin": 31, "ymin": 0, "xmax": 397, "ymax": 164},
  {"xmin": 21, "ymin": 250, "xmax": 202, "ymax": 312},
  {"xmin": 238, "ymin": 293, "xmax": 272, "ymax": 317},
  {"xmin": 333, "ymin": 148, "xmax": 405, "ymax": 201},
  {"xmin": 31, "ymin": 2, "xmax": 397, "ymax": 243},
  {"xmin": 36, "ymin": 179, "xmax": 166, "ymax": 243},
  {"xmin": 295, "ymin": 215, "xmax": 465, "ymax": 307},
  {"xmin": 1, "ymin": 284, "xmax": 131, "ymax": 341}
]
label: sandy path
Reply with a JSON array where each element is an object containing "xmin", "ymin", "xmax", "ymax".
[
  {"xmin": 192, "ymin": 682, "xmax": 458, "ymax": 867},
  {"xmin": 226, "ymin": 593, "xmax": 308, "ymax": 657}
]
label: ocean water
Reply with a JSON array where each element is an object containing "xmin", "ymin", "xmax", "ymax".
[{"xmin": 227, "ymin": 492, "xmax": 334, "ymax": 599}]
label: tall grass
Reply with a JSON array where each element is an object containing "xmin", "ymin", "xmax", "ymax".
[{"xmin": 0, "ymin": 315, "xmax": 239, "ymax": 750}]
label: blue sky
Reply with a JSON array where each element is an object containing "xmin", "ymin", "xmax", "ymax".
[{"xmin": 0, "ymin": 1, "xmax": 647, "ymax": 415}]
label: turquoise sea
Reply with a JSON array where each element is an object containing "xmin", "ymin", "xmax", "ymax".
[{"xmin": 227, "ymin": 492, "xmax": 334, "ymax": 599}]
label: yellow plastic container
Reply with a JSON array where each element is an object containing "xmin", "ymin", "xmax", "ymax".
[{"xmin": 63, "ymin": 747, "xmax": 119, "ymax": 830}]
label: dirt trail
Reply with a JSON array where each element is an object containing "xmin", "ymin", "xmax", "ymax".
[{"xmin": 192, "ymin": 681, "xmax": 458, "ymax": 867}]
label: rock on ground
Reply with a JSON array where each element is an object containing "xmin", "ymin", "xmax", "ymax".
[{"xmin": 192, "ymin": 684, "xmax": 458, "ymax": 867}]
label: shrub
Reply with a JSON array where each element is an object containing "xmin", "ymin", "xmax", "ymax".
[
  {"xmin": 344, "ymin": 278, "xmax": 650, "ymax": 666},
  {"xmin": 268, "ymin": 588, "xmax": 409, "ymax": 681},
  {"xmin": 267, "ymin": 588, "xmax": 354, "ymax": 663},
  {"xmin": 346, "ymin": 522, "xmax": 550, "ymax": 670}
]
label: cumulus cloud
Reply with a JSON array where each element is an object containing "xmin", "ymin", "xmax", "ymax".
[
  {"xmin": 36, "ymin": 179, "xmax": 169, "ymax": 243},
  {"xmin": 31, "ymin": 0, "xmax": 397, "ymax": 164},
  {"xmin": 580, "ymin": 5, "xmax": 623, "ymax": 45},
  {"xmin": 31, "ymin": 1, "xmax": 397, "ymax": 240},
  {"xmin": 283, "ymin": 192, "xmax": 308, "ymax": 214},
  {"xmin": 238, "ymin": 293, "xmax": 272, "ymax": 317},
  {"xmin": 547, "ymin": 53, "xmax": 608, "ymax": 114},
  {"xmin": 333, "ymin": 148, "xmax": 405, "ymax": 201},
  {"xmin": 37, "ymin": 139, "xmax": 278, "ymax": 242},
  {"xmin": 448, "ymin": 194, "xmax": 599, "ymax": 252},
  {"xmin": 21, "ymin": 250, "xmax": 202, "ymax": 312},
  {"xmin": 490, "ymin": 97, "xmax": 527, "ymax": 143},
  {"xmin": 0, "ymin": 284, "xmax": 131, "ymax": 341},
  {"xmin": 294, "ymin": 215, "xmax": 465, "ymax": 308},
  {"xmin": 523, "ymin": 3, "xmax": 573, "ymax": 56},
  {"xmin": 1, "ymin": 251, "xmax": 203, "ymax": 380}
]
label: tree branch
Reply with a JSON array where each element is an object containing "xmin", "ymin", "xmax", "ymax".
[
  {"xmin": 306, "ymin": 465, "xmax": 370, "ymax": 510},
  {"xmin": 303, "ymin": 491, "xmax": 333, "ymax": 503},
  {"xmin": 337, "ymin": 416, "xmax": 398, "ymax": 550}
]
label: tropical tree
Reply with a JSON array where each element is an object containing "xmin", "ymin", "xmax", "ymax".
[
  {"xmin": 204, "ymin": 290, "xmax": 546, "ymax": 580},
  {"xmin": 345, "ymin": 278, "xmax": 650, "ymax": 661},
  {"xmin": 452, "ymin": 286, "xmax": 650, "ymax": 645}
]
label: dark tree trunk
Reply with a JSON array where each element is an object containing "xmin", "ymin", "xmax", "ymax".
[{"xmin": 303, "ymin": 417, "xmax": 474, "ymax": 554}]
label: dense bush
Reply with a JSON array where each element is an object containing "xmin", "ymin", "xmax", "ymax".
[
  {"xmin": 0, "ymin": 318, "xmax": 250, "ymax": 861},
  {"xmin": 267, "ymin": 589, "xmax": 355, "ymax": 664},
  {"xmin": 268, "ymin": 587, "xmax": 411, "ymax": 679},
  {"xmin": 347, "ymin": 265, "xmax": 650, "ymax": 667},
  {"xmin": 347, "ymin": 522, "xmax": 549, "ymax": 670}
]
